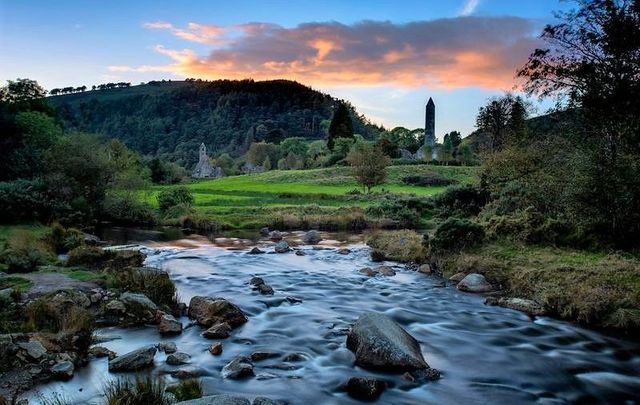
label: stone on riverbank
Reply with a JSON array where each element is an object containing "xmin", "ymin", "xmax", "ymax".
[
  {"xmin": 50, "ymin": 361, "xmax": 74, "ymax": 380},
  {"xmin": 274, "ymin": 241, "xmax": 290, "ymax": 253},
  {"xmin": 159, "ymin": 313, "xmax": 182, "ymax": 335},
  {"xmin": 457, "ymin": 273, "xmax": 493, "ymax": 293},
  {"xmin": 346, "ymin": 312, "xmax": 432, "ymax": 372},
  {"xmin": 485, "ymin": 297, "xmax": 545, "ymax": 316},
  {"xmin": 108, "ymin": 345, "xmax": 157, "ymax": 371},
  {"xmin": 188, "ymin": 296, "xmax": 248, "ymax": 328},
  {"xmin": 303, "ymin": 230, "xmax": 322, "ymax": 245}
]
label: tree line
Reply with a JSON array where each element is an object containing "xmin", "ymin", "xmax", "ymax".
[{"xmin": 49, "ymin": 82, "xmax": 131, "ymax": 95}]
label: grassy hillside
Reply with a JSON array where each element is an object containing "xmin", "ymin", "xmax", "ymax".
[{"xmin": 147, "ymin": 164, "xmax": 478, "ymax": 229}]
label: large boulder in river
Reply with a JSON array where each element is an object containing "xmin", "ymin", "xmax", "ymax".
[
  {"xmin": 345, "ymin": 377, "xmax": 387, "ymax": 401},
  {"xmin": 119, "ymin": 292, "xmax": 158, "ymax": 322},
  {"xmin": 346, "ymin": 312, "xmax": 430, "ymax": 372},
  {"xmin": 188, "ymin": 296, "xmax": 248, "ymax": 328},
  {"xmin": 108, "ymin": 345, "xmax": 157, "ymax": 371},
  {"xmin": 221, "ymin": 356, "xmax": 254, "ymax": 379},
  {"xmin": 457, "ymin": 273, "xmax": 493, "ymax": 293},
  {"xmin": 274, "ymin": 241, "xmax": 290, "ymax": 253},
  {"xmin": 158, "ymin": 313, "xmax": 182, "ymax": 335}
]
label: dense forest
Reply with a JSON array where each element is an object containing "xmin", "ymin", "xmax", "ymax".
[{"xmin": 50, "ymin": 79, "xmax": 383, "ymax": 167}]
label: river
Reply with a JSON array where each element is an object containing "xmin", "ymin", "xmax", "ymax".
[{"xmin": 26, "ymin": 228, "xmax": 640, "ymax": 404}]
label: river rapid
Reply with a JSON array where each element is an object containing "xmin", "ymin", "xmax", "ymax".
[{"xmin": 28, "ymin": 229, "xmax": 640, "ymax": 404}]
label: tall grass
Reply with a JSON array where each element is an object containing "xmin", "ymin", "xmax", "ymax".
[{"xmin": 104, "ymin": 376, "xmax": 173, "ymax": 405}]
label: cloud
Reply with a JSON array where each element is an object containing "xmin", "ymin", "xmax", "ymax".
[
  {"xmin": 116, "ymin": 17, "xmax": 539, "ymax": 90},
  {"xmin": 143, "ymin": 21, "xmax": 227, "ymax": 44},
  {"xmin": 459, "ymin": 0, "xmax": 481, "ymax": 16}
]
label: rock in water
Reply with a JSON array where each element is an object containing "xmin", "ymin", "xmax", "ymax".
[
  {"xmin": 346, "ymin": 377, "xmax": 387, "ymax": 401},
  {"xmin": 221, "ymin": 356, "xmax": 254, "ymax": 379},
  {"xmin": 50, "ymin": 361, "xmax": 74, "ymax": 380},
  {"xmin": 457, "ymin": 273, "xmax": 493, "ymax": 293},
  {"xmin": 159, "ymin": 313, "xmax": 182, "ymax": 335},
  {"xmin": 418, "ymin": 264, "xmax": 432, "ymax": 274},
  {"xmin": 248, "ymin": 247, "xmax": 264, "ymax": 255},
  {"xmin": 175, "ymin": 395, "xmax": 251, "ymax": 405},
  {"xmin": 346, "ymin": 312, "xmax": 430, "ymax": 372},
  {"xmin": 166, "ymin": 352, "xmax": 191, "ymax": 365},
  {"xmin": 188, "ymin": 296, "xmax": 248, "ymax": 328},
  {"xmin": 208, "ymin": 343, "xmax": 223, "ymax": 355},
  {"xmin": 449, "ymin": 272, "xmax": 466, "ymax": 283},
  {"xmin": 274, "ymin": 241, "xmax": 290, "ymax": 253},
  {"xmin": 303, "ymin": 230, "xmax": 322, "ymax": 245},
  {"xmin": 202, "ymin": 322, "xmax": 232, "ymax": 339},
  {"xmin": 108, "ymin": 345, "xmax": 157, "ymax": 371}
]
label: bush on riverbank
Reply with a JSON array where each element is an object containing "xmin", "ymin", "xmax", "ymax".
[
  {"xmin": 108, "ymin": 268, "xmax": 178, "ymax": 311},
  {"xmin": 0, "ymin": 230, "xmax": 53, "ymax": 273},
  {"xmin": 435, "ymin": 242, "xmax": 640, "ymax": 331},
  {"xmin": 367, "ymin": 230, "xmax": 427, "ymax": 263},
  {"xmin": 431, "ymin": 218, "xmax": 485, "ymax": 252},
  {"xmin": 104, "ymin": 376, "xmax": 173, "ymax": 405}
]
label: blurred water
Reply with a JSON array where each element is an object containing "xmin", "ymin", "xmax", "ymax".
[{"xmin": 26, "ymin": 231, "xmax": 640, "ymax": 404}]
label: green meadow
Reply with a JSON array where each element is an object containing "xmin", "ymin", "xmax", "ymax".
[{"xmin": 145, "ymin": 164, "xmax": 478, "ymax": 228}]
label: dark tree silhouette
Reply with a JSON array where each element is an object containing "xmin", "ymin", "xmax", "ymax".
[{"xmin": 327, "ymin": 102, "xmax": 354, "ymax": 151}]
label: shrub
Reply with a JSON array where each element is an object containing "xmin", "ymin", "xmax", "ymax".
[
  {"xmin": 67, "ymin": 245, "xmax": 113, "ymax": 267},
  {"xmin": 157, "ymin": 187, "xmax": 194, "ymax": 213},
  {"xmin": 0, "ymin": 230, "xmax": 53, "ymax": 273},
  {"xmin": 108, "ymin": 268, "xmax": 178, "ymax": 310},
  {"xmin": 166, "ymin": 379, "xmax": 203, "ymax": 402},
  {"xmin": 431, "ymin": 218, "xmax": 485, "ymax": 252},
  {"xmin": 368, "ymin": 196, "xmax": 432, "ymax": 228},
  {"xmin": 102, "ymin": 195, "xmax": 157, "ymax": 225},
  {"xmin": 432, "ymin": 185, "xmax": 488, "ymax": 218},
  {"xmin": 0, "ymin": 179, "xmax": 53, "ymax": 223},
  {"xmin": 367, "ymin": 230, "xmax": 427, "ymax": 263},
  {"xmin": 49, "ymin": 222, "xmax": 85, "ymax": 253},
  {"xmin": 402, "ymin": 174, "xmax": 455, "ymax": 187},
  {"xmin": 104, "ymin": 376, "xmax": 172, "ymax": 405},
  {"xmin": 24, "ymin": 295, "xmax": 93, "ymax": 334}
]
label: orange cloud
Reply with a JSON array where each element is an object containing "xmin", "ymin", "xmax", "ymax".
[{"xmin": 119, "ymin": 17, "xmax": 539, "ymax": 90}]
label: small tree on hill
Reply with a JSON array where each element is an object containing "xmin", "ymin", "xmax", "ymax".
[
  {"xmin": 327, "ymin": 103, "xmax": 354, "ymax": 151},
  {"xmin": 346, "ymin": 143, "xmax": 390, "ymax": 193}
]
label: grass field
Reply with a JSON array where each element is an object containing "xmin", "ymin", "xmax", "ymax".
[{"xmin": 146, "ymin": 164, "xmax": 478, "ymax": 228}]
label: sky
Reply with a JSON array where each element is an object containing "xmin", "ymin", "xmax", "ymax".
[{"xmin": 0, "ymin": 0, "xmax": 568, "ymax": 138}]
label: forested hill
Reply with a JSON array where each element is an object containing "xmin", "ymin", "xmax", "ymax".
[{"xmin": 48, "ymin": 79, "xmax": 382, "ymax": 166}]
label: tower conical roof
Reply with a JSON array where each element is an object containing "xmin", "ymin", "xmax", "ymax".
[{"xmin": 427, "ymin": 97, "xmax": 434, "ymax": 106}]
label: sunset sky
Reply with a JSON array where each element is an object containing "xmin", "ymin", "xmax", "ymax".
[{"xmin": 0, "ymin": 0, "xmax": 567, "ymax": 138}]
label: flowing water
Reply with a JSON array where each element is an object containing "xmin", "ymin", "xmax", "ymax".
[{"xmin": 27, "ymin": 229, "xmax": 640, "ymax": 404}]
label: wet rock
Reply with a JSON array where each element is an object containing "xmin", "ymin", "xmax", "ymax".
[
  {"xmin": 83, "ymin": 233, "xmax": 101, "ymax": 246},
  {"xmin": 346, "ymin": 312, "xmax": 431, "ymax": 372},
  {"xmin": 269, "ymin": 231, "xmax": 283, "ymax": 241},
  {"xmin": 303, "ymin": 230, "xmax": 322, "ymax": 245},
  {"xmin": 253, "ymin": 398, "xmax": 286, "ymax": 405},
  {"xmin": 295, "ymin": 250, "xmax": 306, "ymax": 256},
  {"xmin": 376, "ymin": 266, "xmax": 396, "ymax": 276},
  {"xmin": 485, "ymin": 297, "xmax": 545, "ymax": 316},
  {"xmin": 257, "ymin": 284, "xmax": 274, "ymax": 295},
  {"xmin": 159, "ymin": 313, "xmax": 182, "ymax": 335},
  {"xmin": 449, "ymin": 272, "xmax": 466, "ymax": 283},
  {"xmin": 358, "ymin": 267, "xmax": 377, "ymax": 277},
  {"xmin": 108, "ymin": 345, "xmax": 157, "ymax": 371},
  {"xmin": 283, "ymin": 353, "xmax": 308, "ymax": 362},
  {"xmin": 120, "ymin": 292, "xmax": 158, "ymax": 312},
  {"xmin": 0, "ymin": 288, "xmax": 15, "ymax": 304},
  {"xmin": 50, "ymin": 360, "xmax": 74, "ymax": 380},
  {"xmin": 457, "ymin": 273, "xmax": 493, "ymax": 293},
  {"xmin": 105, "ymin": 299, "xmax": 126, "ymax": 314},
  {"xmin": 202, "ymin": 322, "xmax": 232, "ymax": 339},
  {"xmin": 221, "ymin": 356, "xmax": 254, "ymax": 379},
  {"xmin": 208, "ymin": 343, "xmax": 223, "ymax": 355},
  {"xmin": 175, "ymin": 395, "xmax": 251, "ymax": 405},
  {"xmin": 337, "ymin": 248, "xmax": 351, "ymax": 255},
  {"xmin": 285, "ymin": 296, "xmax": 303, "ymax": 304},
  {"xmin": 248, "ymin": 247, "xmax": 265, "ymax": 255},
  {"xmin": 418, "ymin": 264, "xmax": 432, "ymax": 274},
  {"xmin": 250, "ymin": 277, "xmax": 265, "ymax": 286},
  {"xmin": 18, "ymin": 341, "xmax": 47, "ymax": 360},
  {"xmin": 403, "ymin": 368, "xmax": 441, "ymax": 383},
  {"xmin": 345, "ymin": 377, "xmax": 386, "ymax": 401},
  {"xmin": 260, "ymin": 227, "xmax": 270, "ymax": 236},
  {"xmin": 274, "ymin": 241, "xmax": 290, "ymax": 253},
  {"xmin": 88, "ymin": 346, "xmax": 117, "ymax": 360},
  {"xmin": 250, "ymin": 351, "xmax": 280, "ymax": 362},
  {"xmin": 188, "ymin": 296, "xmax": 248, "ymax": 328},
  {"xmin": 171, "ymin": 367, "xmax": 202, "ymax": 379},
  {"xmin": 166, "ymin": 352, "xmax": 191, "ymax": 365},
  {"xmin": 158, "ymin": 342, "xmax": 177, "ymax": 354}
]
